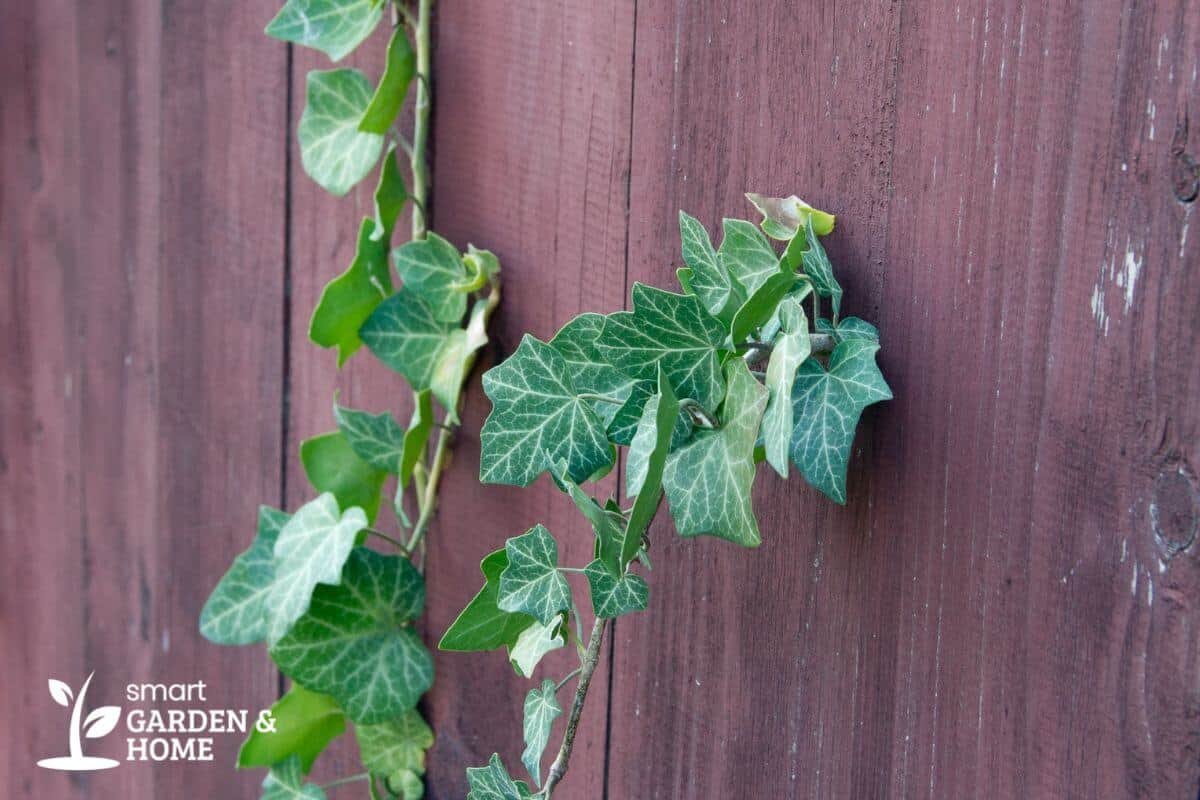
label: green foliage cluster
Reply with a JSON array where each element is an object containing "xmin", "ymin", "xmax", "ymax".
[
  {"xmin": 449, "ymin": 193, "xmax": 891, "ymax": 795},
  {"xmin": 201, "ymin": 0, "xmax": 499, "ymax": 798}
]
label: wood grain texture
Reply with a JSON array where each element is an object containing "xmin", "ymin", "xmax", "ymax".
[
  {"xmin": 422, "ymin": 2, "xmax": 635, "ymax": 797},
  {"xmin": 606, "ymin": 1, "xmax": 1200, "ymax": 799},
  {"xmin": 1, "ymin": 0, "xmax": 286, "ymax": 797}
]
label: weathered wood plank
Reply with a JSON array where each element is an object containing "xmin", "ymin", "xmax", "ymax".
[
  {"xmin": 607, "ymin": 1, "xmax": 1200, "ymax": 798},
  {"xmin": 422, "ymin": 2, "xmax": 635, "ymax": 796},
  {"xmin": 1, "ymin": 0, "xmax": 288, "ymax": 798}
]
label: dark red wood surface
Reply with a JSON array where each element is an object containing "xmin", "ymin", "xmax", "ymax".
[
  {"xmin": 4, "ymin": 1, "xmax": 1199, "ymax": 798},
  {"xmin": 1, "ymin": 0, "xmax": 286, "ymax": 797}
]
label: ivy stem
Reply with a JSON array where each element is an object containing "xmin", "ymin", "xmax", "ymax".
[
  {"xmin": 540, "ymin": 617, "xmax": 608, "ymax": 798},
  {"xmin": 321, "ymin": 772, "xmax": 370, "ymax": 789},
  {"xmin": 409, "ymin": 0, "xmax": 433, "ymax": 241},
  {"xmin": 363, "ymin": 528, "xmax": 407, "ymax": 551},
  {"xmin": 555, "ymin": 667, "xmax": 582, "ymax": 693}
]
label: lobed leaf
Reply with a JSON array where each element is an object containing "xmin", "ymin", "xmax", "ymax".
[
  {"xmin": 391, "ymin": 233, "xmax": 470, "ymax": 323},
  {"xmin": 298, "ymin": 69, "xmax": 384, "ymax": 196},
  {"xmin": 265, "ymin": 0, "xmax": 382, "ymax": 61},
  {"xmin": 371, "ymin": 144, "xmax": 408, "ymax": 243},
  {"xmin": 356, "ymin": 710, "xmax": 434, "ymax": 781},
  {"xmin": 334, "ymin": 403, "xmax": 407, "ymax": 473},
  {"xmin": 497, "ymin": 525, "xmax": 571, "ymax": 627},
  {"xmin": 717, "ymin": 219, "xmax": 781, "ymax": 296},
  {"xmin": 439, "ymin": 550, "xmax": 536, "ymax": 653},
  {"xmin": 480, "ymin": 335, "xmax": 611, "ymax": 486},
  {"xmin": 239, "ymin": 684, "xmax": 345, "ymax": 773},
  {"xmin": 789, "ymin": 340, "xmax": 891, "ymax": 503},
  {"xmin": 520, "ymin": 679, "xmax": 562, "ymax": 787},
  {"xmin": 271, "ymin": 548, "xmax": 433, "ymax": 724},
  {"xmin": 745, "ymin": 192, "xmax": 835, "ymax": 240},
  {"xmin": 762, "ymin": 300, "xmax": 812, "ymax": 477},
  {"xmin": 596, "ymin": 284, "xmax": 727, "ymax": 412},
  {"xmin": 800, "ymin": 216, "xmax": 843, "ymax": 320},
  {"xmin": 663, "ymin": 360, "xmax": 768, "ymax": 547},
  {"xmin": 466, "ymin": 754, "xmax": 535, "ymax": 800},
  {"xmin": 584, "ymin": 560, "xmax": 648, "ymax": 619},
  {"xmin": 260, "ymin": 755, "xmax": 328, "ymax": 800},
  {"xmin": 201, "ymin": 506, "xmax": 291, "ymax": 645},
  {"xmin": 266, "ymin": 493, "xmax": 366, "ymax": 645},
  {"xmin": 678, "ymin": 211, "xmax": 742, "ymax": 321},
  {"xmin": 508, "ymin": 618, "xmax": 566, "ymax": 679}
]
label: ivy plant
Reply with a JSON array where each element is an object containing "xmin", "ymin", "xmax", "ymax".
[
  {"xmin": 444, "ymin": 193, "xmax": 891, "ymax": 796},
  {"xmin": 200, "ymin": 1, "xmax": 500, "ymax": 798}
]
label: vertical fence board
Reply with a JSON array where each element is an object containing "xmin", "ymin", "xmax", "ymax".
[
  {"xmin": 422, "ymin": 2, "xmax": 634, "ymax": 797},
  {"xmin": 1, "ymin": 1, "xmax": 287, "ymax": 799},
  {"xmin": 607, "ymin": 1, "xmax": 1200, "ymax": 798}
]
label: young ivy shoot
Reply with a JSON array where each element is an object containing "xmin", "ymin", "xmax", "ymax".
[
  {"xmin": 446, "ymin": 193, "xmax": 892, "ymax": 796},
  {"xmin": 200, "ymin": 0, "xmax": 501, "ymax": 798}
]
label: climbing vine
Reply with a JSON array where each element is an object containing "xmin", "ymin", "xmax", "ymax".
[
  {"xmin": 200, "ymin": 0, "xmax": 500, "ymax": 797},
  {"xmin": 447, "ymin": 193, "xmax": 891, "ymax": 797}
]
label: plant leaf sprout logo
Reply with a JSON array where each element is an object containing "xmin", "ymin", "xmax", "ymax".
[{"xmin": 37, "ymin": 672, "xmax": 121, "ymax": 771}]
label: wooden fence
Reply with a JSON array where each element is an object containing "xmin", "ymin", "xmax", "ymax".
[{"xmin": 3, "ymin": 1, "xmax": 1198, "ymax": 797}]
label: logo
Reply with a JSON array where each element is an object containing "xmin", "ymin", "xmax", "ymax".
[{"xmin": 37, "ymin": 672, "xmax": 121, "ymax": 771}]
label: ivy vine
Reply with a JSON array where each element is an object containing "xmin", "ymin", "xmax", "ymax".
[
  {"xmin": 447, "ymin": 193, "xmax": 891, "ymax": 796},
  {"xmin": 200, "ymin": 1, "xmax": 892, "ymax": 797},
  {"xmin": 201, "ymin": 0, "xmax": 500, "ymax": 797}
]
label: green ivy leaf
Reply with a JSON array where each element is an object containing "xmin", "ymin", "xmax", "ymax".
[
  {"xmin": 717, "ymin": 219, "xmax": 780, "ymax": 296},
  {"xmin": 762, "ymin": 300, "xmax": 811, "ymax": 477},
  {"xmin": 497, "ymin": 525, "xmax": 571, "ymax": 626},
  {"xmin": 624, "ymin": 373, "xmax": 690, "ymax": 498},
  {"xmin": 596, "ymin": 283, "xmax": 727, "ymax": 411},
  {"xmin": 384, "ymin": 770, "xmax": 424, "ymax": 800},
  {"xmin": 729, "ymin": 270, "xmax": 795, "ymax": 345},
  {"xmin": 360, "ymin": 289, "xmax": 454, "ymax": 391},
  {"xmin": 200, "ymin": 507, "xmax": 290, "ymax": 645},
  {"xmin": 679, "ymin": 211, "xmax": 742, "ymax": 321},
  {"xmin": 271, "ymin": 548, "xmax": 433, "ymax": 724},
  {"xmin": 309, "ymin": 219, "xmax": 393, "ymax": 366},
  {"xmin": 359, "ymin": 29, "xmax": 416, "ymax": 134},
  {"xmin": 623, "ymin": 370, "xmax": 680, "ymax": 565},
  {"xmin": 816, "ymin": 316, "xmax": 880, "ymax": 344},
  {"xmin": 356, "ymin": 710, "xmax": 433, "ymax": 781},
  {"xmin": 428, "ymin": 296, "xmax": 491, "ymax": 424},
  {"xmin": 260, "ymin": 755, "xmax": 328, "ymax": 800},
  {"xmin": 371, "ymin": 144, "xmax": 408, "ymax": 243},
  {"xmin": 400, "ymin": 390, "xmax": 433, "ymax": 490},
  {"xmin": 521, "ymin": 680, "xmax": 562, "ymax": 787},
  {"xmin": 480, "ymin": 335, "xmax": 611, "ymax": 486},
  {"xmin": 439, "ymin": 550, "xmax": 537, "ymax": 653},
  {"xmin": 508, "ymin": 618, "xmax": 566, "ymax": 679},
  {"xmin": 391, "ymin": 233, "xmax": 469, "ymax": 323},
  {"xmin": 238, "ymin": 684, "xmax": 345, "ymax": 773},
  {"xmin": 334, "ymin": 403, "xmax": 407, "ymax": 473},
  {"xmin": 298, "ymin": 69, "xmax": 384, "ymax": 196},
  {"xmin": 584, "ymin": 560, "xmax": 648, "ymax": 619},
  {"xmin": 265, "ymin": 0, "xmax": 382, "ymax": 61},
  {"xmin": 800, "ymin": 216, "xmax": 843, "ymax": 320},
  {"xmin": 466, "ymin": 754, "xmax": 535, "ymax": 800},
  {"xmin": 789, "ymin": 340, "xmax": 891, "ymax": 503},
  {"xmin": 549, "ymin": 313, "xmax": 638, "ymax": 424},
  {"xmin": 744, "ymin": 192, "xmax": 836, "ymax": 240},
  {"xmin": 266, "ymin": 493, "xmax": 366, "ymax": 644},
  {"xmin": 663, "ymin": 360, "xmax": 768, "ymax": 547},
  {"xmin": 300, "ymin": 431, "xmax": 387, "ymax": 523}
]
